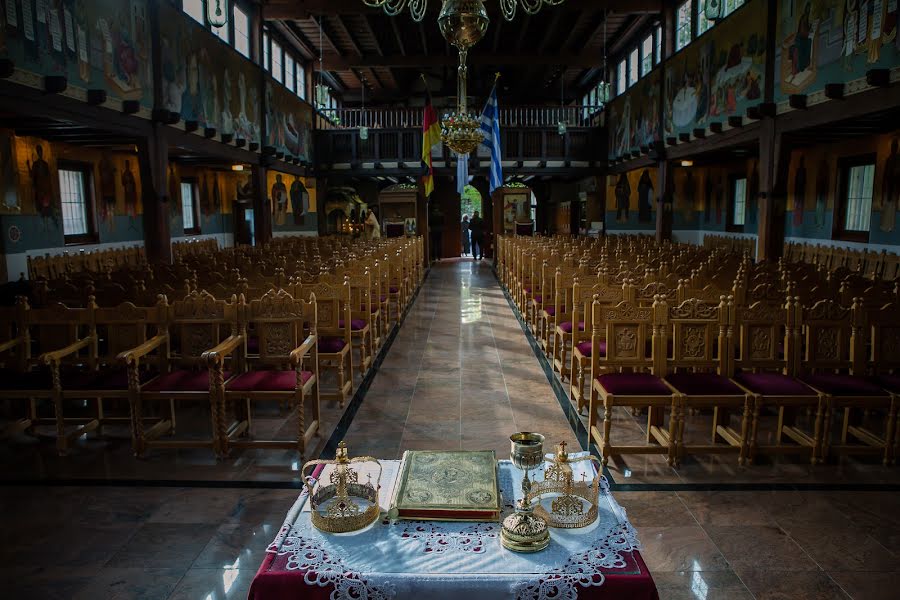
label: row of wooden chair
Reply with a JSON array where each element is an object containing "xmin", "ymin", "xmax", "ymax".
[
  {"xmin": 496, "ymin": 234, "xmax": 899, "ymax": 467},
  {"xmin": 2, "ymin": 236, "xmax": 425, "ymax": 458}
]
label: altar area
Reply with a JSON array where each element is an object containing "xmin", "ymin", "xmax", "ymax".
[{"xmin": 249, "ymin": 455, "xmax": 658, "ymax": 600}]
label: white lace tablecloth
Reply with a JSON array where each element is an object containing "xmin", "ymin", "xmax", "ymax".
[{"xmin": 250, "ymin": 458, "xmax": 657, "ymax": 600}]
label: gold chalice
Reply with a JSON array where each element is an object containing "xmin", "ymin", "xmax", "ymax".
[{"xmin": 500, "ymin": 432, "xmax": 550, "ymax": 552}]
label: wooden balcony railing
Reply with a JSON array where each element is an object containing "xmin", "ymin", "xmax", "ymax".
[{"xmin": 315, "ymin": 105, "xmax": 605, "ymax": 130}]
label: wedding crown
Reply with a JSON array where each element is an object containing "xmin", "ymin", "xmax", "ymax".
[
  {"xmin": 302, "ymin": 441, "xmax": 382, "ymax": 533},
  {"xmin": 526, "ymin": 441, "xmax": 604, "ymax": 529}
]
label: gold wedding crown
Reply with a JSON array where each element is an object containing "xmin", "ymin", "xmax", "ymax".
[
  {"xmin": 302, "ymin": 441, "xmax": 382, "ymax": 533},
  {"xmin": 526, "ymin": 441, "xmax": 604, "ymax": 529}
]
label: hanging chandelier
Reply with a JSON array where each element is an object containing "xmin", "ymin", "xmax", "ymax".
[
  {"xmin": 207, "ymin": 0, "xmax": 229, "ymax": 28},
  {"xmin": 437, "ymin": 0, "xmax": 489, "ymax": 155},
  {"xmin": 361, "ymin": 0, "xmax": 567, "ymax": 22}
]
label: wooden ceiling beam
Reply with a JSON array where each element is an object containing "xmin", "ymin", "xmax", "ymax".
[
  {"xmin": 320, "ymin": 52, "xmax": 604, "ymax": 70},
  {"xmin": 262, "ymin": 0, "xmax": 662, "ymax": 19}
]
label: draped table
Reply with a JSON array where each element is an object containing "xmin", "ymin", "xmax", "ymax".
[{"xmin": 250, "ymin": 457, "xmax": 658, "ymax": 600}]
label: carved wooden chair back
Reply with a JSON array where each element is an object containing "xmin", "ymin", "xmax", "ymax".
[
  {"xmin": 167, "ymin": 290, "xmax": 240, "ymax": 370},
  {"xmin": 244, "ymin": 289, "xmax": 317, "ymax": 370},
  {"xmin": 590, "ymin": 299, "xmax": 658, "ymax": 376},
  {"xmin": 797, "ymin": 298, "xmax": 862, "ymax": 375},
  {"xmin": 660, "ymin": 296, "xmax": 732, "ymax": 377}
]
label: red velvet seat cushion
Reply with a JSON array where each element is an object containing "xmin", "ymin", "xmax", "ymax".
[
  {"xmin": 389, "ymin": 286, "xmax": 400, "ymax": 294},
  {"xmin": 800, "ymin": 373, "xmax": 889, "ymax": 396},
  {"xmin": 226, "ymin": 369, "xmax": 313, "ymax": 392},
  {"xmin": 558, "ymin": 321, "xmax": 586, "ymax": 334},
  {"xmin": 543, "ymin": 306, "xmax": 565, "ymax": 317},
  {"xmin": 595, "ymin": 373, "xmax": 671, "ymax": 396},
  {"xmin": 338, "ymin": 319, "xmax": 368, "ymax": 331},
  {"xmin": 534, "ymin": 296, "xmax": 543, "ymax": 304},
  {"xmin": 143, "ymin": 369, "xmax": 228, "ymax": 393},
  {"xmin": 733, "ymin": 372, "xmax": 817, "ymax": 396},
  {"xmin": 665, "ymin": 372, "xmax": 745, "ymax": 396},
  {"xmin": 318, "ymin": 337, "xmax": 348, "ymax": 353},
  {"xmin": 575, "ymin": 340, "xmax": 607, "ymax": 358}
]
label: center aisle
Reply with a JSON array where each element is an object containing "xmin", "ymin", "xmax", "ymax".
[{"xmin": 340, "ymin": 259, "xmax": 580, "ymax": 459}]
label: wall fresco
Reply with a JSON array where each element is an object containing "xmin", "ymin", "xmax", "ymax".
[
  {"xmin": 664, "ymin": 0, "xmax": 767, "ymax": 139},
  {"xmin": 607, "ymin": 68, "xmax": 662, "ymax": 159},
  {"xmin": 775, "ymin": 0, "xmax": 900, "ymax": 101},
  {"xmin": 265, "ymin": 79, "xmax": 313, "ymax": 163},
  {"xmin": 0, "ymin": 0, "xmax": 153, "ymax": 108}
]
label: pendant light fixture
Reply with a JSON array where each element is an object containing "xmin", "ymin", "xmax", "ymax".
[
  {"xmin": 315, "ymin": 16, "xmax": 329, "ymax": 109},
  {"xmin": 597, "ymin": 9, "xmax": 611, "ymax": 105},
  {"xmin": 359, "ymin": 75, "xmax": 369, "ymax": 140},
  {"xmin": 557, "ymin": 71, "xmax": 567, "ymax": 136},
  {"xmin": 206, "ymin": 0, "xmax": 229, "ymax": 28}
]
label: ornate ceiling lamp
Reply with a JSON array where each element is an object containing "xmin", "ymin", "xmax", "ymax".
[
  {"xmin": 438, "ymin": 0, "xmax": 489, "ymax": 155},
  {"xmin": 207, "ymin": 0, "xmax": 229, "ymax": 28},
  {"xmin": 362, "ymin": 0, "xmax": 566, "ymax": 21}
]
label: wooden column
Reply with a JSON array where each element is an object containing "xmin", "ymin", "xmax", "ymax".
[
  {"xmin": 656, "ymin": 160, "xmax": 674, "ymax": 242},
  {"xmin": 757, "ymin": 120, "xmax": 788, "ymax": 261},
  {"xmin": 252, "ymin": 165, "xmax": 273, "ymax": 245},
  {"xmin": 138, "ymin": 124, "xmax": 171, "ymax": 264}
]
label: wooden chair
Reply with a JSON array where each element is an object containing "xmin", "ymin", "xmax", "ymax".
[
  {"xmin": 122, "ymin": 291, "xmax": 240, "ymax": 457},
  {"xmin": 589, "ymin": 296, "xmax": 679, "ymax": 466},
  {"xmin": 568, "ymin": 280, "xmax": 631, "ymax": 414},
  {"xmin": 865, "ymin": 302, "xmax": 900, "ymax": 464},
  {"xmin": 797, "ymin": 299, "xmax": 895, "ymax": 465},
  {"xmin": 211, "ymin": 289, "xmax": 320, "ymax": 457},
  {"xmin": 660, "ymin": 296, "xmax": 751, "ymax": 463},
  {"xmin": 305, "ymin": 281, "xmax": 353, "ymax": 407},
  {"xmin": 343, "ymin": 270, "xmax": 376, "ymax": 381}
]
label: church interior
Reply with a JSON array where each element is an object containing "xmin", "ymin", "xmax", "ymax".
[{"xmin": 0, "ymin": 0, "xmax": 899, "ymax": 598}]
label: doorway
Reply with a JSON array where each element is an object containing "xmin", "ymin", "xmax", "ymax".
[{"xmin": 460, "ymin": 184, "xmax": 482, "ymax": 257}]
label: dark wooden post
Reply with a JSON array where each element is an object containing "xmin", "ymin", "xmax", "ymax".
[
  {"xmin": 757, "ymin": 120, "xmax": 788, "ymax": 261},
  {"xmin": 656, "ymin": 159, "xmax": 674, "ymax": 242},
  {"xmin": 252, "ymin": 165, "xmax": 273, "ymax": 245},
  {"xmin": 138, "ymin": 124, "xmax": 172, "ymax": 264}
]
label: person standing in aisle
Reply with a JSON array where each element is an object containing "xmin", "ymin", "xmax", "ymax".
[
  {"xmin": 469, "ymin": 210, "xmax": 485, "ymax": 260},
  {"xmin": 461, "ymin": 214, "xmax": 471, "ymax": 256}
]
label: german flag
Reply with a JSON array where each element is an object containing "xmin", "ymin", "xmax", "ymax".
[{"xmin": 421, "ymin": 80, "xmax": 440, "ymax": 197}]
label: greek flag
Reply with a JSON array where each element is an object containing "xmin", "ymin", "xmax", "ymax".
[{"xmin": 480, "ymin": 85, "xmax": 503, "ymax": 194}]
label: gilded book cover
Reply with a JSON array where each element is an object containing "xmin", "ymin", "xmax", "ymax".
[{"xmin": 388, "ymin": 450, "xmax": 501, "ymax": 522}]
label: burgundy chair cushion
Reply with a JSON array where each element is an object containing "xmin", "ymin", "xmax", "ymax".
[
  {"xmin": 361, "ymin": 305, "xmax": 379, "ymax": 313},
  {"xmin": 543, "ymin": 306, "xmax": 565, "ymax": 317},
  {"xmin": 389, "ymin": 286, "xmax": 400, "ymax": 294},
  {"xmin": 595, "ymin": 373, "xmax": 671, "ymax": 396},
  {"xmin": 524, "ymin": 286, "xmax": 533, "ymax": 293},
  {"xmin": 800, "ymin": 373, "xmax": 889, "ymax": 396},
  {"xmin": 226, "ymin": 369, "xmax": 313, "ymax": 392},
  {"xmin": 665, "ymin": 372, "xmax": 745, "ymax": 396},
  {"xmin": 534, "ymin": 296, "xmax": 543, "ymax": 304},
  {"xmin": 875, "ymin": 374, "xmax": 900, "ymax": 393},
  {"xmin": 380, "ymin": 295, "xmax": 388, "ymax": 303},
  {"xmin": 247, "ymin": 336, "xmax": 260, "ymax": 354},
  {"xmin": 733, "ymin": 372, "xmax": 817, "ymax": 396},
  {"xmin": 339, "ymin": 318, "xmax": 368, "ymax": 331},
  {"xmin": 558, "ymin": 321, "xmax": 586, "ymax": 334},
  {"xmin": 575, "ymin": 340, "xmax": 607, "ymax": 358},
  {"xmin": 318, "ymin": 337, "xmax": 348, "ymax": 353},
  {"xmin": 143, "ymin": 369, "xmax": 229, "ymax": 393}
]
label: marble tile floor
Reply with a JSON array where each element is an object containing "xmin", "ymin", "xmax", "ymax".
[
  {"xmin": 1, "ymin": 484, "xmax": 897, "ymax": 599},
  {"xmin": 2, "ymin": 260, "xmax": 899, "ymax": 599}
]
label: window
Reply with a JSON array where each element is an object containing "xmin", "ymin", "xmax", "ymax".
[
  {"xmin": 617, "ymin": 60, "xmax": 627, "ymax": 95},
  {"xmin": 296, "ymin": 63, "xmax": 306, "ymax": 98},
  {"xmin": 655, "ymin": 25, "xmax": 662, "ymax": 63},
  {"xmin": 271, "ymin": 40, "xmax": 283, "ymax": 82},
  {"xmin": 641, "ymin": 34, "xmax": 654, "ymax": 76},
  {"xmin": 837, "ymin": 159, "xmax": 875, "ymax": 239},
  {"xmin": 676, "ymin": 1, "xmax": 692, "ymax": 50},
  {"xmin": 697, "ymin": 0, "xmax": 713, "ymax": 36},
  {"xmin": 285, "ymin": 54, "xmax": 296, "ymax": 92},
  {"xmin": 233, "ymin": 4, "xmax": 251, "ymax": 58},
  {"xmin": 58, "ymin": 166, "xmax": 94, "ymax": 242},
  {"xmin": 724, "ymin": 0, "xmax": 745, "ymax": 16},
  {"xmin": 183, "ymin": 0, "xmax": 204, "ymax": 25},
  {"xmin": 730, "ymin": 177, "xmax": 747, "ymax": 228},
  {"xmin": 628, "ymin": 48, "xmax": 639, "ymax": 86},
  {"xmin": 181, "ymin": 180, "xmax": 200, "ymax": 233},
  {"xmin": 263, "ymin": 32, "xmax": 270, "ymax": 70}
]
